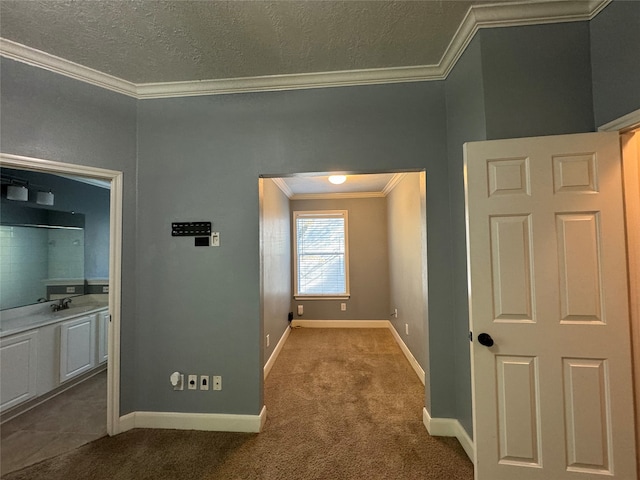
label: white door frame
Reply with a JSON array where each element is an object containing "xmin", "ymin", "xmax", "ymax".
[
  {"xmin": 600, "ymin": 107, "xmax": 640, "ymax": 477},
  {"xmin": 0, "ymin": 152, "xmax": 123, "ymax": 436}
]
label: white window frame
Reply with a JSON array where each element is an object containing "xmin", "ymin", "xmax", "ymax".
[{"xmin": 293, "ymin": 210, "xmax": 350, "ymax": 300}]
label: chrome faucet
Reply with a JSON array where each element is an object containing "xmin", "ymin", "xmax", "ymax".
[{"xmin": 51, "ymin": 298, "xmax": 72, "ymax": 312}]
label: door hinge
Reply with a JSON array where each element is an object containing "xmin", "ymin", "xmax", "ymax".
[{"xmin": 469, "ymin": 331, "xmax": 473, "ymax": 342}]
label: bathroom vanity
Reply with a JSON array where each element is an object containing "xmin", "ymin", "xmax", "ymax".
[{"xmin": 0, "ymin": 297, "xmax": 108, "ymax": 413}]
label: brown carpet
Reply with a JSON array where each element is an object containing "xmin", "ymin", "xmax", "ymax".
[{"xmin": 3, "ymin": 328, "xmax": 474, "ymax": 479}]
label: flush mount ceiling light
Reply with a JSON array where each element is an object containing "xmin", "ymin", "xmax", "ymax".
[
  {"xmin": 7, "ymin": 185, "xmax": 28, "ymax": 201},
  {"xmin": 328, "ymin": 175, "xmax": 347, "ymax": 185},
  {"xmin": 37, "ymin": 191, "xmax": 55, "ymax": 206}
]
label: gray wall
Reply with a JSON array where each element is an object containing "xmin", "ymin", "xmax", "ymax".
[
  {"xmin": 481, "ymin": 22, "xmax": 595, "ymax": 140},
  {"xmin": 386, "ymin": 172, "xmax": 429, "ymax": 404},
  {"xmin": 290, "ymin": 197, "xmax": 389, "ymax": 321},
  {"xmin": 1, "ymin": 9, "xmax": 634, "ymax": 429},
  {"xmin": 136, "ymin": 82, "xmax": 448, "ymax": 415},
  {"xmin": 445, "ymin": 36, "xmax": 487, "ymax": 434},
  {"xmin": 261, "ymin": 178, "xmax": 291, "ymax": 366},
  {"xmin": 0, "ymin": 57, "xmax": 138, "ymax": 413},
  {"xmin": 590, "ymin": 0, "xmax": 640, "ymax": 127}
]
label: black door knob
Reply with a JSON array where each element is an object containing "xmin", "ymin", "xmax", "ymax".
[{"xmin": 477, "ymin": 333, "xmax": 494, "ymax": 347}]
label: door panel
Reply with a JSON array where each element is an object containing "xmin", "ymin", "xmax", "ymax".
[
  {"xmin": 496, "ymin": 355, "xmax": 541, "ymax": 466},
  {"xmin": 562, "ymin": 358, "xmax": 611, "ymax": 474},
  {"xmin": 490, "ymin": 215, "xmax": 535, "ymax": 322},
  {"xmin": 465, "ymin": 132, "xmax": 637, "ymax": 480},
  {"xmin": 556, "ymin": 213, "xmax": 603, "ymax": 323}
]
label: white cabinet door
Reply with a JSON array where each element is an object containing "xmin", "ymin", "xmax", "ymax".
[
  {"xmin": 97, "ymin": 310, "xmax": 109, "ymax": 364},
  {"xmin": 465, "ymin": 132, "xmax": 637, "ymax": 479},
  {"xmin": 1, "ymin": 331, "xmax": 38, "ymax": 412},
  {"xmin": 36, "ymin": 323, "xmax": 60, "ymax": 395},
  {"xmin": 59, "ymin": 314, "xmax": 96, "ymax": 382}
]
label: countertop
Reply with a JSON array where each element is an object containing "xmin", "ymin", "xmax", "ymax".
[{"xmin": 0, "ymin": 298, "xmax": 108, "ymax": 338}]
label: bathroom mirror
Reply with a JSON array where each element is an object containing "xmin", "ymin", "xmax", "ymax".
[{"xmin": 0, "ymin": 203, "xmax": 85, "ymax": 310}]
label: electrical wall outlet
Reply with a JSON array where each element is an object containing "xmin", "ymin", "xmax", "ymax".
[
  {"xmin": 102, "ymin": 286, "xmax": 109, "ymax": 293},
  {"xmin": 213, "ymin": 376, "xmax": 222, "ymax": 391},
  {"xmin": 394, "ymin": 308, "xmax": 398, "ymax": 318},
  {"xmin": 200, "ymin": 375, "xmax": 209, "ymax": 391},
  {"xmin": 340, "ymin": 303, "xmax": 347, "ymax": 311},
  {"xmin": 266, "ymin": 334, "xmax": 270, "ymax": 348},
  {"xmin": 188, "ymin": 374, "xmax": 197, "ymax": 390},
  {"xmin": 66, "ymin": 286, "xmax": 75, "ymax": 293},
  {"xmin": 405, "ymin": 323, "xmax": 409, "ymax": 335},
  {"xmin": 170, "ymin": 372, "xmax": 184, "ymax": 391},
  {"xmin": 297, "ymin": 305, "xmax": 303, "ymax": 316}
]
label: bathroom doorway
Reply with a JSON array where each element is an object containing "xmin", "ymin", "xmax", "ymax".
[{"xmin": 0, "ymin": 153, "xmax": 123, "ymax": 474}]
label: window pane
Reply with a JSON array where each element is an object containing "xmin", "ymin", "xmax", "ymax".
[{"xmin": 296, "ymin": 215, "xmax": 346, "ymax": 295}]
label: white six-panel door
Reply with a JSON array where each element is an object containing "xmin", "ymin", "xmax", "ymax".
[{"xmin": 464, "ymin": 132, "xmax": 637, "ymax": 480}]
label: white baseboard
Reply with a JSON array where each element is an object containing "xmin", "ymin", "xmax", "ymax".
[
  {"xmin": 119, "ymin": 406, "xmax": 267, "ymax": 434},
  {"xmin": 387, "ymin": 321, "xmax": 426, "ymax": 386},
  {"xmin": 119, "ymin": 411, "xmax": 136, "ymax": 432},
  {"xmin": 291, "ymin": 319, "xmax": 389, "ymax": 328},
  {"xmin": 264, "ymin": 325, "xmax": 291, "ymax": 379},
  {"xmin": 423, "ymin": 407, "xmax": 474, "ymax": 462}
]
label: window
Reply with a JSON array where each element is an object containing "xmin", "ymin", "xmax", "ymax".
[{"xmin": 293, "ymin": 210, "xmax": 349, "ymax": 298}]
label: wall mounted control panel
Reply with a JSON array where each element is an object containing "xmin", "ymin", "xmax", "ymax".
[
  {"xmin": 171, "ymin": 222, "xmax": 212, "ymax": 237},
  {"xmin": 172, "ymin": 221, "xmax": 219, "ymax": 247}
]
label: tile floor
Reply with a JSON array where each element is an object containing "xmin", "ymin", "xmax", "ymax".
[{"xmin": 0, "ymin": 371, "xmax": 107, "ymax": 476}]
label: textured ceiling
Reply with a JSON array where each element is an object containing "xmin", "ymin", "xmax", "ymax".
[{"xmin": 0, "ymin": 0, "xmax": 511, "ymax": 84}]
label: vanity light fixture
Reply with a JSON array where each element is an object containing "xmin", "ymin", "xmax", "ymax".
[
  {"xmin": 6, "ymin": 184, "xmax": 28, "ymax": 201},
  {"xmin": 36, "ymin": 190, "xmax": 55, "ymax": 206},
  {"xmin": 328, "ymin": 175, "xmax": 347, "ymax": 185}
]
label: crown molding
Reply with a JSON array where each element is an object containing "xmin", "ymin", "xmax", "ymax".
[
  {"xmin": 291, "ymin": 192, "xmax": 386, "ymax": 201},
  {"xmin": 598, "ymin": 108, "xmax": 640, "ymax": 133},
  {"xmin": 135, "ymin": 65, "xmax": 444, "ymax": 99},
  {"xmin": 440, "ymin": 0, "xmax": 611, "ymax": 78},
  {"xmin": 270, "ymin": 177, "xmax": 293, "ymax": 199},
  {"xmin": 0, "ymin": 38, "xmax": 137, "ymax": 98},
  {"xmin": 0, "ymin": 0, "xmax": 610, "ymax": 99},
  {"xmin": 382, "ymin": 173, "xmax": 408, "ymax": 197}
]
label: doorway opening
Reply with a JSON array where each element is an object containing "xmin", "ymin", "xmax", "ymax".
[
  {"xmin": 259, "ymin": 170, "xmax": 429, "ymax": 419},
  {"xmin": 0, "ymin": 153, "xmax": 123, "ymax": 474}
]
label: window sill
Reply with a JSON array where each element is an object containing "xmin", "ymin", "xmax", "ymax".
[{"xmin": 294, "ymin": 295, "xmax": 350, "ymax": 301}]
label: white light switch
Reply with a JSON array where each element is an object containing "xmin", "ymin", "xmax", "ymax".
[{"xmin": 211, "ymin": 232, "xmax": 220, "ymax": 246}]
